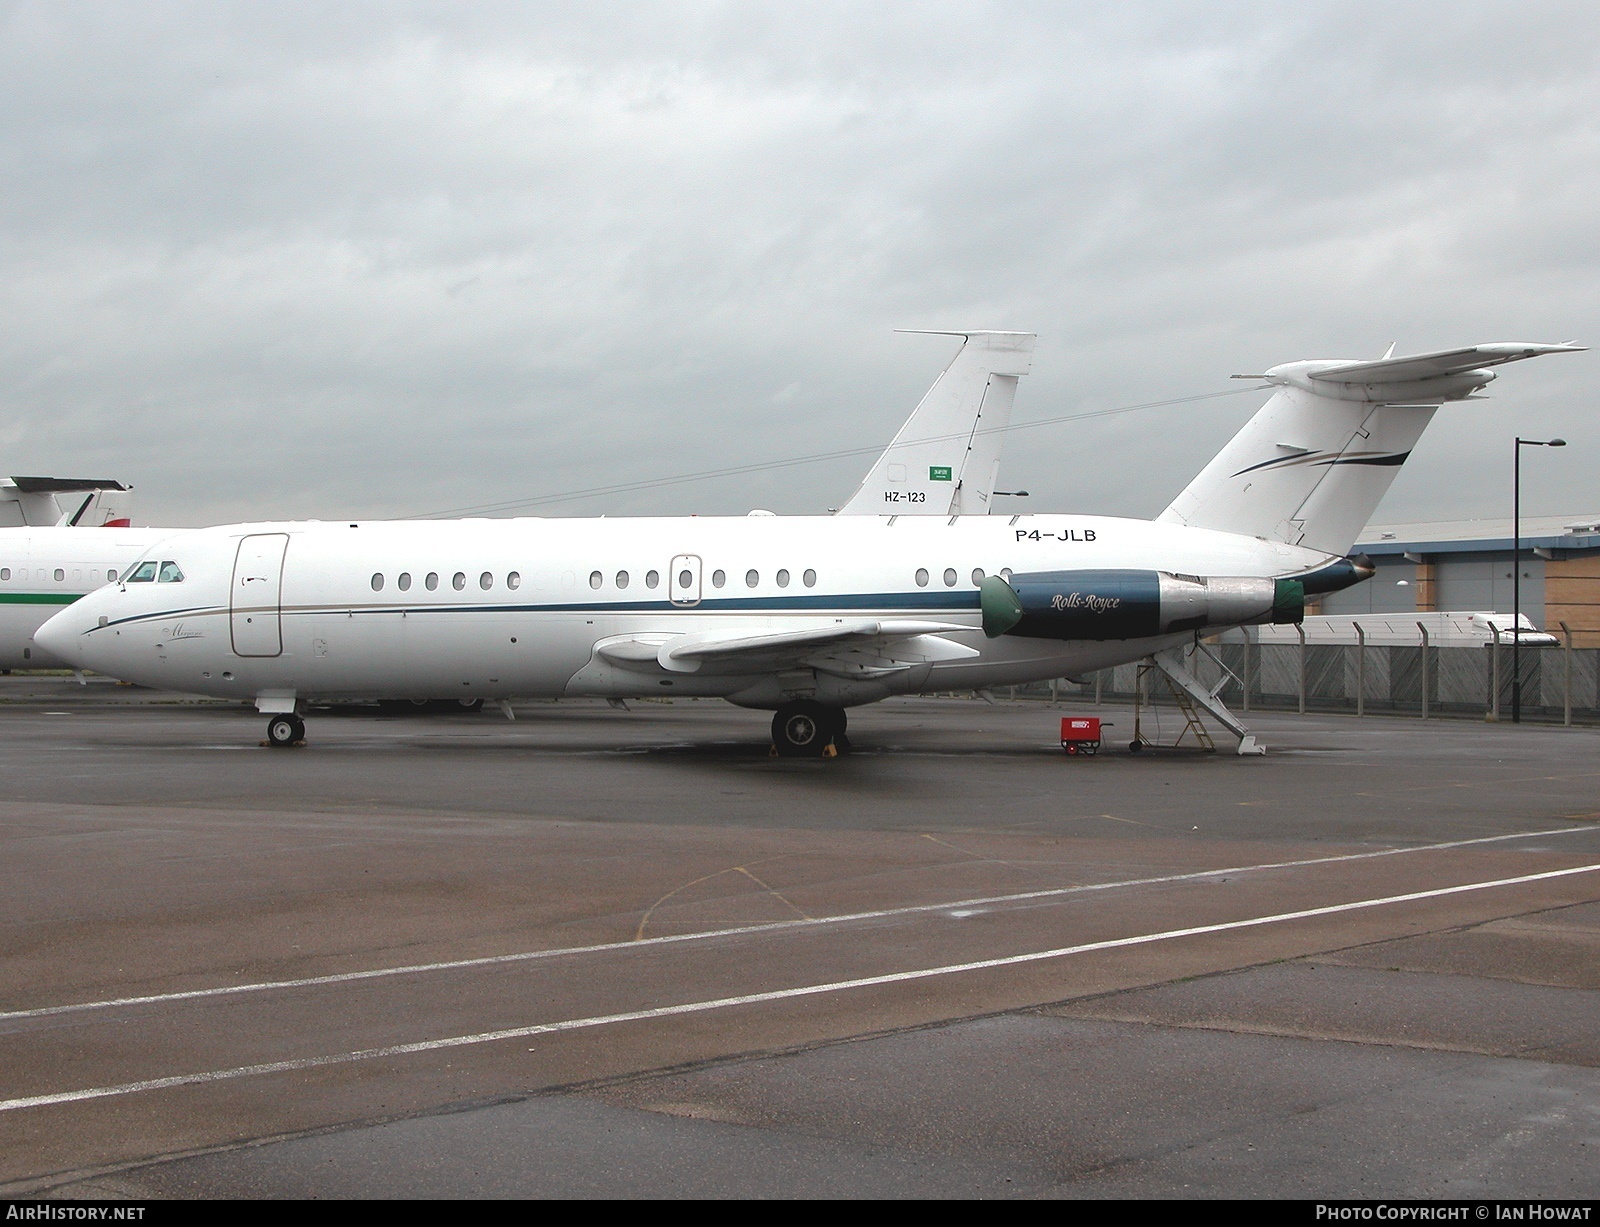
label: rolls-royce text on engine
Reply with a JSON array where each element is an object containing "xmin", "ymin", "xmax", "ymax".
[{"xmin": 979, "ymin": 569, "xmax": 1309, "ymax": 640}]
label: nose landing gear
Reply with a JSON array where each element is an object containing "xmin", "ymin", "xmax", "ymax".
[
  {"xmin": 771, "ymin": 701, "xmax": 848, "ymax": 758},
  {"xmin": 265, "ymin": 714, "xmax": 306, "ymax": 748}
]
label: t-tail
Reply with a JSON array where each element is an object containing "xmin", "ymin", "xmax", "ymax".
[
  {"xmin": 837, "ymin": 330, "xmax": 1035, "ymax": 516},
  {"xmin": 0, "ymin": 477, "xmax": 133, "ymax": 528},
  {"xmin": 1158, "ymin": 343, "xmax": 1585, "ymax": 556}
]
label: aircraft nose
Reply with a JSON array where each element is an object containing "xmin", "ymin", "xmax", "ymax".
[{"xmin": 34, "ymin": 603, "xmax": 90, "ymax": 667}]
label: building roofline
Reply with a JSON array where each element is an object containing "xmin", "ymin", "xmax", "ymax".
[{"xmin": 1359, "ymin": 534, "xmax": 1600, "ymax": 557}]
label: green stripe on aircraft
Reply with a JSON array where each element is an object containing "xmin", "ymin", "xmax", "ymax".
[{"xmin": 0, "ymin": 592, "xmax": 81, "ymax": 605}]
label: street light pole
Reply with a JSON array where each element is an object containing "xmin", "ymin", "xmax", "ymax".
[{"xmin": 1512, "ymin": 436, "xmax": 1566, "ymax": 723}]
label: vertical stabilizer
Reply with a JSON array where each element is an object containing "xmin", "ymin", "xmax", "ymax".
[
  {"xmin": 1158, "ymin": 343, "xmax": 1583, "ymax": 556},
  {"xmin": 837, "ymin": 331, "xmax": 1034, "ymax": 516}
]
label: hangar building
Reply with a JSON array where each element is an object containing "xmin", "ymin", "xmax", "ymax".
[{"xmin": 1317, "ymin": 514, "xmax": 1600, "ymax": 646}]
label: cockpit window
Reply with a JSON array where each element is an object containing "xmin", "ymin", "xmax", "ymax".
[
  {"xmin": 157, "ymin": 561, "xmax": 185, "ymax": 583},
  {"xmin": 125, "ymin": 561, "xmax": 158, "ymax": 583}
]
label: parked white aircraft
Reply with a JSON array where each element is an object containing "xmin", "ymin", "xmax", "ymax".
[
  {"xmin": 0, "ymin": 333, "xmax": 1027, "ymax": 672},
  {"xmin": 0, "ymin": 479, "xmax": 174, "ymax": 671},
  {"xmin": 1217, "ymin": 610, "xmax": 1559, "ymax": 648},
  {"xmin": 36, "ymin": 340, "xmax": 1582, "ymax": 755}
]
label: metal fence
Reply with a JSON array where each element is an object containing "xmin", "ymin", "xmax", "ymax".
[{"xmin": 1041, "ymin": 635, "xmax": 1600, "ymax": 725}]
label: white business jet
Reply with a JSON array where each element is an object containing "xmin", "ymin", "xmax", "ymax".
[
  {"xmin": 37, "ymin": 339, "xmax": 1583, "ymax": 755},
  {"xmin": 0, "ymin": 480, "xmax": 181, "ymax": 670},
  {"xmin": 0, "ymin": 333, "xmax": 1025, "ymax": 673}
]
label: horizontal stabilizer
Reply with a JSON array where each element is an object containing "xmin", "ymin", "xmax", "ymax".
[
  {"xmin": 6, "ymin": 477, "xmax": 131, "ymax": 493},
  {"xmin": 1307, "ymin": 343, "xmax": 1585, "ymax": 386},
  {"xmin": 0, "ymin": 477, "xmax": 134, "ymax": 528}
]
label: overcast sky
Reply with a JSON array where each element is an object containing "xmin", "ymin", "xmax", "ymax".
[{"xmin": 1, "ymin": 2, "xmax": 1595, "ymax": 528}]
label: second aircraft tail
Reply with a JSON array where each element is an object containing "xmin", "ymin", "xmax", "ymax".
[{"xmin": 837, "ymin": 330, "xmax": 1034, "ymax": 516}]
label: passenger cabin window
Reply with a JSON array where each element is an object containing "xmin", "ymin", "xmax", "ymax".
[
  {"xmin": 971, "ymin": 568, "xmax": 985, "ymax": 585},
  {"xmin": 943, "ymin": 568, "xmax": 957, "ymax": 587},
  {"xmin": 157, "ymin": 562, "xmax": 184, "ymax": 583},
  {"xmin": 712, "ymin": 569, "xmax": 725, "ymax": 588},
  {"xmin": 53, "ymin": 569, "xmax": 64, "ymax": 582},
  {"xmin": 107, "ymin": 568, "xmax": 117, "ymax": 582},
  {"xmin": 589, "ymin": 571, "xmax": 603, "ymax": 589},
  {"xmin": 803, "ymin": 569, "xmax": 816, "ymax": 587},
  {"xmin": 0, "ymin": 568, "xmax": 8, "ymax": 581},
  {"xmin": 616, "ymin": 571, "xmax": 629, "ymax": 589},
  {"xmin": 646, "ymin": 570, "xmax": 660, "ymax": 589},
  {"xmin": 126, "ymin": 561, "xmax": 158, "ymax": 583},
  {"xmin": 507, "ymin": 572, "xmax": 521, "ymax": 590},
  {"xmin": 745, "ymin": 569, "xmax": 758, "ymax": 588},
  {"xmin": 398, "ymin": 572, "xmax": 412, "ymax": 591},
  {"xmin": 371, "ymin": 573, "xmax": 384, "ymax": 591},
  {"xmin": 915, "ymin": 568, "xmax": 929, "ymax": 587},
  {"xmin": 776, "ymin": 569, "xmax": 790, "ymax": 588},
  {"xmin": 479, "ymin": 571, "xmax": 493, "ymax": 590},
  {"xmin": 452, "ymin": 572, "xmax": 466, "ymax": 591},
  {"xmin": 426, "ymin": 572, "xmax": 439, "ymax": 591}
]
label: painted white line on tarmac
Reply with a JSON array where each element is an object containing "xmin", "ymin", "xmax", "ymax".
[
  {"xmin": 3, "ymin": 860, "xmax": 1597, "ymax": 1114},
  {"xmin": 2, "ymin": 824, "xmax": 1595, "ymax": 1023}
]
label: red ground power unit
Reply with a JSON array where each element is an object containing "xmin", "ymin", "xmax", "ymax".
[{"xmin": 1060, "ymin": 716, "xmax": 1102, "ymax": 756}]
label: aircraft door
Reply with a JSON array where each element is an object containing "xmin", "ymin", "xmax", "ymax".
[
  {"xmin": 230, "ymin": 533, "xmax": 289, "ymax": 657},
  {"xmin": 669, "ymin": 554, "xmax": 702, "ymax": 607}
]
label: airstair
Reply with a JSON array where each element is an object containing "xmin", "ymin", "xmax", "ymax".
[{"xmin": 1129, "ymin": 641, "xmax": 1263, "ymax": 755}]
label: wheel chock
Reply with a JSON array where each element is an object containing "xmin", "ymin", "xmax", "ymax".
[{"xmin": 822, "ymin": 743, "xmax": 838, "ymax": 759}]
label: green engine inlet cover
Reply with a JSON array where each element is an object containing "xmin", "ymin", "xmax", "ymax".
[
  {"xmin": 980, "ymin": 575, "xmax": 1024, "ymax": 638},
  {"xmin": 1272, "ymin": 578, "xmax": 1306, "ymax": 624}
]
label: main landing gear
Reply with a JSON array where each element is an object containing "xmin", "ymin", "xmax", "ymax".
[
  {"xmin": 265, "ymin": 713, "xmax": 306, "ymax": 748},
  {"xmin": 771, "ymin": 701, "xmax": 849, "ymax": 759}
]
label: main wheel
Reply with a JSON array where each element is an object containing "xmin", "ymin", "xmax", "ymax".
[
  {"xmin": 266, "ymin": 714, "xmax": 304, "ymax": 748},
  {"xmin": 832, "ymin": 707, "xmax": 851, "ymax": 753},
  {"xmin": 772, "ymin": 701, "xmax": 837, "ymax": 758}
]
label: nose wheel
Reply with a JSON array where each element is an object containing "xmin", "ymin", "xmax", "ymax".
[{"xmin": 266, "ymin": 714, "xmax": 306, "ymax": 748}]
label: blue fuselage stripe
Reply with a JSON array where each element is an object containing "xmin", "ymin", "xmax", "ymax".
[{"xmin": 92, "ymin": 590, "xmax": 982, "ymax": 633}]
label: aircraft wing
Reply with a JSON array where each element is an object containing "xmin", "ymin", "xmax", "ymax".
[
  {"xmin": 1310, "ymin": 343, "xmax": 1585, "ymax": 385},
  {"xmin": 597, "ymin": 620, "xmax": 980, "ymax": 676}
]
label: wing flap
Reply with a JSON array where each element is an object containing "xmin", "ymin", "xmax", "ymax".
[
  {"xmin": 805, "ymin": 632, "xmax": 981, "ymax": 679},
  {"xmin": 591, "ymin": 620, "xmax": 973, "ymax": 675}
]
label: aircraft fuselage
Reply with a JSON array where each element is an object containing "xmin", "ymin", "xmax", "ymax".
[{"xmin": 41, "ymin": 512, "xmax": 1334, "ymax": 708}]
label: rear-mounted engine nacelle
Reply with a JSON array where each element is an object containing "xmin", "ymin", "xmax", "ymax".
[{"xmin": 980, "ymin": 569, "xmax": 1304, "ymax": 641}]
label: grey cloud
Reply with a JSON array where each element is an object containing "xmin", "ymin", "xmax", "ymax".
[{"xmin": 0, "ymin": 1, "xmax": 1595, "ymax": 527}]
